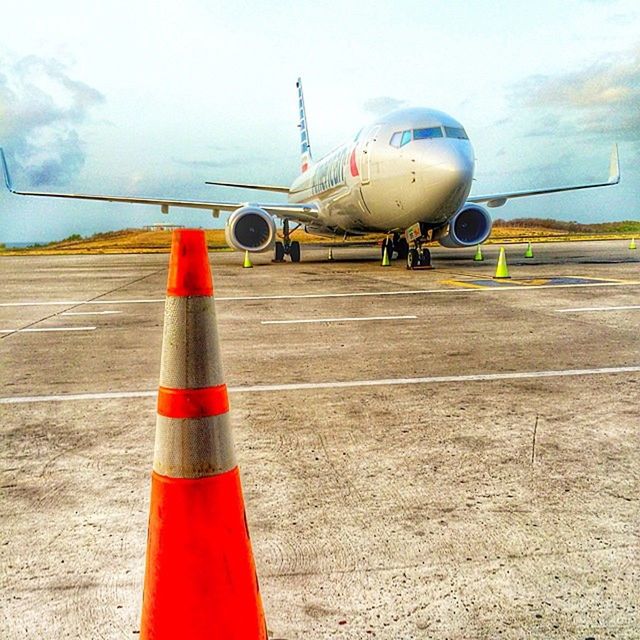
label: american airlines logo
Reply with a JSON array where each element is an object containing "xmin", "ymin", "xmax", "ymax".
[{"xmin": 311, "ymin": 146, "xmax": 350, "ymax": 195}]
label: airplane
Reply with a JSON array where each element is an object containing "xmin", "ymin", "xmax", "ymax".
[{"xmin": 1, "ymin": 78, "xmax": 620, "ymax": 269}]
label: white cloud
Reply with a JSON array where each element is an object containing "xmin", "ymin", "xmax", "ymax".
[
  {"xmin": 0, "ymin": 55, "xmax": 104, "ymax": 185},
  {"xmin": 362, "ymin": 96, "xmax": 405, "ymax": 115},
  {"xmin": 513, "ymin": 45, "xmax": 640, "ymax": 141}
]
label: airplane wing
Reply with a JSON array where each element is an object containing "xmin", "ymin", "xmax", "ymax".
[
  {"xmin": 204, "ymin": 180, "xmax": 290, "ymax": 193},
  {"xmin": 0, "ymin": 148, "xmax": 317, "ymax": 222},
  {"xmin": 467, "ymin": 144, "xmax": 620, "ymax": 208}
]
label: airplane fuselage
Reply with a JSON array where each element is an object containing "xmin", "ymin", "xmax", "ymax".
[{"xmin": 288, "ymin": 108, "xmax": 475, "ymax": 235}]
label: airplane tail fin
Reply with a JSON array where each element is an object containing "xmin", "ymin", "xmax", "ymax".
[{"xmin": 296, "ymin": 78, "xmax": 312, "ymax": 174}]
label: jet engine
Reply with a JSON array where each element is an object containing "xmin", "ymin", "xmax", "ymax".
[
  {"xmin": 225, "ymin": 206, "xmax": 277, "ymax": 252},
  {"xmin": 436, "ymin": 204, "xmax": 492, "ymax": 248}
]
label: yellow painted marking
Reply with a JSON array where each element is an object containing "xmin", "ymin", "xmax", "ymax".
[
  {"xmin": 440, "ymin": 279, "xmax": 490, "ymax": 289},
  {"xmin": 510, "ymin": 278, "xmax": 550, "ymax": 286}
]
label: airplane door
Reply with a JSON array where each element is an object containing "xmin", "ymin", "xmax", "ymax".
[{"xmin": 360, "ymin": 126, "xmax": 380, "ymax": 185}]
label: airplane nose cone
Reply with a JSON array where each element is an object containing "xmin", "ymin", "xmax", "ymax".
[
  {"xmin": 431, "ymin": 144, "xmax": 474, "ymax": 183},
  {"xmin": 414, "ymin": 142, "xmax": 475, "ymax": 209}
]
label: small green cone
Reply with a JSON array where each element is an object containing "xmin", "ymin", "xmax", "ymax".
[
  {"xmin": 494, "ymin": 247, "xmax": 510, "ymax": 279},
  {"xmin": 629, "ymin": 238, "xmax": 637, "ymax": 250},
  {"xmin": 243, "ymin": 250, "xmax": 253, "ymax": 268},
  {"xmin": 328, "ymin": 247, "xmax": 334, "ymax": 261},
  {"xmin": 524, "ymin": 242, "xmax": 534, "ymax": 258},
  {"xmin": 473, "ymin": 245, "xmax": 484, "ymax": 261},
  {"xmin": 381, "ymin": 246, "xmax": 390, "ymax": 267}
]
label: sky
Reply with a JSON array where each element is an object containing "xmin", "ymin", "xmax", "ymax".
[{"xmin": 0, "ymin": 0, "xmax": 638, "ymax": 242}]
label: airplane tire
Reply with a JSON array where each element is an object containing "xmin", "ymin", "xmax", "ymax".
[
  {"xmin": 420, "ymin": 248, "xmax": 431, "ymax": 266},
  {"xmin": 407, "ymin": 249, "xmax": 419, "ymax": 270},
  {"xmin": 290, "ymin": 241, "xmax": 301, "ymax": 262},
  {"xmin": 274, "ymin": 241, "xmax": 285, "ymax": 262}
]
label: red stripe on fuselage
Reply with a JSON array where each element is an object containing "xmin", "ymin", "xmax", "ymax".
[{"xmin": 349, "ymin": 149, "xmax": 359, "ymax": 177}]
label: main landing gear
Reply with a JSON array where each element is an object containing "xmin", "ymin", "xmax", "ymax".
[
  {"xmin": 274, "ymin": 219, "xmax": 301, "ymax": 263},
  {"xmin": 381, "ymin": 233, "xmax": 410, "ymax": 262}
]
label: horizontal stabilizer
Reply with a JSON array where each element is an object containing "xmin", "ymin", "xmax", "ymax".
[{"xmin": 205, "ymin": 180, "xmax": 290, "ymax": 194}]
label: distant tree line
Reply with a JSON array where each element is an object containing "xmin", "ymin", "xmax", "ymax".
[{"xmin": 492, "ymin": 218, "xmax": 640, "ymax": 233}]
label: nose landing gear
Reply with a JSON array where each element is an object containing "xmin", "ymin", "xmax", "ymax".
[
  {"xmin": 406, "ymin": 245, "xmax": 431, "ymax": 270},
  {"xmin": 404, "ymin": 222, "xmax": 433, "ymax": 270},
  {"xmin": 273, "ymin": 219, "xmax": 301, "ymax": 263}
]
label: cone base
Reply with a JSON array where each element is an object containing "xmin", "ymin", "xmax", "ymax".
[{"xmin": 141, "ymin": 468, "xmax": 266, "ymax": 640}]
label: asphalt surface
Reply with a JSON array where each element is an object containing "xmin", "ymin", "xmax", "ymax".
[{"xmin": 1, "ymin": 240, "xmax": 639, "ymax": 639}]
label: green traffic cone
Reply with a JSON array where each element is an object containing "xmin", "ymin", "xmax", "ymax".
[
  {"xmin": 243, "ymin": 250, "xmax": 253, "ymax": 268},
  {"xmin": 473, "ymin": 245, "xmax": 484, "ymax": 261},
  {"xmin": 524, "ymin": 242, "xmax": 534, "ymax": 258},
  {"xmin": 494, "ymin": 247, "xmax": 510, "ymax": 279},
  {"xmin": 381, "ymin": 246, "xmax": 390, "ymax": 267},
  {"xmin": 630, "ymin": 238, "xmax": 637, "ymax": 250}
]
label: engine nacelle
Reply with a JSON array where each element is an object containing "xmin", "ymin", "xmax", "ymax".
[
  {"xmin": 225, "ymin": 206, "xmax": 277, "ymax": 252},
  {"xmin": 437, "ymin": 205, "xmax": 492, "ymax": 248}
]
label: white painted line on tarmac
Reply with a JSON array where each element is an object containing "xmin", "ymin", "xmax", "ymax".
[
  {"xmin": 0, "ymin": 299, "xmax": 164, "ymax": 307},
  {"xmin": 61, "ymin": 310, "xmax": 122, "ymax": 316},
  {"xmin": 86, "ymin": 298, "xmax": 164, "ymax": 305},
  {"xmin": 0, "ymin": 390, "xmax": 157, "ymax": 404},
  {"xmin": 0, "ymin": 326, "xmax": 97, "ymax": 333},
  {"xmin": 0, "ymin": 301, "xmax": 89, "ymax": 307},
  {"xmin": 235, "ymin": 366, "xmax": 640, "ymax": 392},
  {"xmin": 261, "ymin": 315, "xmax": 417, "ymax": 325},
  {"xmin": 218, "ymin": 281, "xmax": 640, "ymax": 301},
  {"xmin": 1, "ymin": 280, "xmax": 639, "ymax": 307},
  {"xmin": 2, "ymin": 365, "xmax": 638, "ymax": 404},
  {"xmin": 557, "ymin": 305, "xmax": 640, "ymax": 313}
]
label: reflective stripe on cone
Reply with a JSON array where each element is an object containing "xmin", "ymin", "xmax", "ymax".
[
  {"xmin": 159, "ymin": 296, "xmax": 225, "ymax": 389},
  {"xmin": 153, "ymin": 413, "xmax": 236, "ymax": 478}
]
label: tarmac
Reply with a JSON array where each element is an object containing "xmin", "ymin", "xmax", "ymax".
[{"xmin": 1, "ymin": 240, "xmax": 638, "ymax": 639}]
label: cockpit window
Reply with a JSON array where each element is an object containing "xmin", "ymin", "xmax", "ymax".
[
  {"xmin": 390, "ymin": 130, "xmax": 412, "ymax": 147},
  {"xmin": 390, "ymin": 131, "xmax": 402, "ymax": 147},
  {"xmin": 413, "ymin": 127, "xmax": 443, "ymax": 140},
  {"xmin": 391, "ymin": 126, "xmax": 463, "ymax": 147},
  {"xmin": 444, "ymin": 126, "xmax": 468, "ymax": 139}
]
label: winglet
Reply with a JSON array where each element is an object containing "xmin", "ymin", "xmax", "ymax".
[
  {"xmin": 0, "ymin": 148, "xmax": 14, "ymax": 192},
  {"xmin": 609, "ymin": 143, "xmax": 620, "ymax": 184}
]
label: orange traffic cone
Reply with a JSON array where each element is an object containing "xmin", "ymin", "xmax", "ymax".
[{"xmin": 140, "ymin": 229, "xmax": 266, "ymax": 640}]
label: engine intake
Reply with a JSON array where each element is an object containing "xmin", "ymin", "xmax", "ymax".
[
  {"xmin": 225, "ymin": 206, "xmax": 277, "ymax": 252},
  {"xmin": 437, "ymin": 205, "xmax": 492, "ymax": 248}
]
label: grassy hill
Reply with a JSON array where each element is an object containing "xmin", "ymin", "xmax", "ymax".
[{"xmin": 2, "ymin": 219, "xmax": 638, "ymax": 255}]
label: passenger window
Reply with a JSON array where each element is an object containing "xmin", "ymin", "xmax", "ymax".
[
  {"xmin": 413, "ymin": 127, "xmax": 444, "ymax": 140},
  {"xmin": 390, "ymin": 132, "xmax": 402, "ymax": 147},
  {"xmin": 444, "ymin": 126, "xmax": 468, "ymax": 139},
  {"xmin": 400, "ymin": 130, "xmax": 412, "ymax": 146}
]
